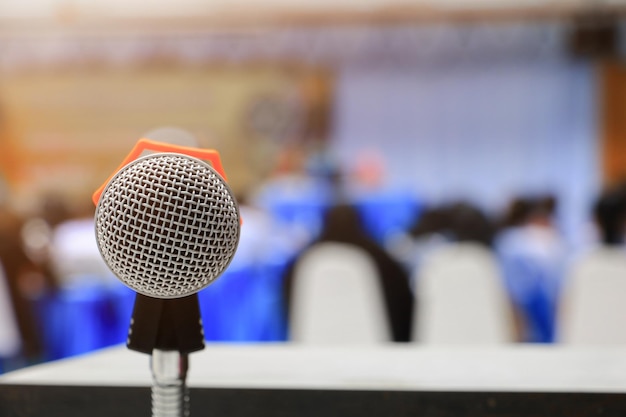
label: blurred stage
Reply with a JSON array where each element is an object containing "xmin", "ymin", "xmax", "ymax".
[{"xmin": 1, "ymin": 344, "xmax": 626, "ymax": 416}]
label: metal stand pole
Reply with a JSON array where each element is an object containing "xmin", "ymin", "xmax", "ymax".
[{"xmin": 150, "ymin": 350, "xmax": 190, "ymax": 417}]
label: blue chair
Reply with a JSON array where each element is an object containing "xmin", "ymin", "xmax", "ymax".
[
  {"xmin": 494, "ymin": 231, "xmax": 565, "ymax": 344},
  {"xmin": 499, "ymin": 256, "xmax": 558, "ymax": 343},
  {"xmin": 201, "ymin": 266, "xmax": 252, "ymax": 341},
  {"xmin": 103, "ymin": 282, "xmax": 136, "ymax": 346},
  {"xmin": 199, "ymin": 257, "xmax": 291, "ymax": 343},
  {"xmin": 33, "ymin": 278, "xmax": 135, "ymax": 361},
  {"xmin": 34, "ymin": 280, "xmax": 106, "ymax": 360}
]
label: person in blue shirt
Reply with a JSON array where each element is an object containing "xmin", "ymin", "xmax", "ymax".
[{"xmin": 494, "ymin": 195, "xmax": 567, "ymax": 343}]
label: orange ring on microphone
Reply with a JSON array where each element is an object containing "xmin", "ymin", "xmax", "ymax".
[{"xmin": 92, "ymin": 138, "xmax": 229, "ymax": 206}]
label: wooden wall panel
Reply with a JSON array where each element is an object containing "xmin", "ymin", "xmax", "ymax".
[
  {"xmin": 601, "ymin": 62, "xmax": 626, "ymax": 187},
  {"xmin": 0, "ymin": 66, "xmax": 331, "ymax": 210}
]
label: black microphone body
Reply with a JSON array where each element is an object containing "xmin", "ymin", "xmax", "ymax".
[{"xmin": 128, "ymin": 294, "xmax": 205, "ymax": 355}]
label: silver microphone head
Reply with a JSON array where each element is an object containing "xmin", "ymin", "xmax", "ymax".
[{"xmin": 94, "ymin": 153, "xmax": 240, "ymax": 299}]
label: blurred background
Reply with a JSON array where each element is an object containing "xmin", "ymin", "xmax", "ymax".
[{"xmin": 1, "ymin": 0, "xmax": 626, "ymax": 372}]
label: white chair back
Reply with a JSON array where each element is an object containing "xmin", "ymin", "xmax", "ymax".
[
  {"xmin": 289, "ymin": 242, "xmax": 389, "ymax": 344},
  {"xmin": 0, "ymin": 262, "xmax": 21, "ymax": 357},
  {"xmin": 559, "ymin": 247, "xmax": 626, "ymax": 345},
  {"xmin": 50, "ymin": 218, "xmax": 115, "ymax": 287},
  {"xmin": 414, "ymin": 243, "xmax": 514, "ymax": 344}
]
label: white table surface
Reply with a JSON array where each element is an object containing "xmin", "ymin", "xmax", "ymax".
[{"xmin": 1, "ymin": 343, "xmax": 626, "ymax": 393}]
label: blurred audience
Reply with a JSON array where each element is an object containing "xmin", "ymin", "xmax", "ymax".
[
  {"xmin": 251, "ymin": 144, "xmax": 335, "ymax": 247},
  {"xmin": 23, "ymin": 194, "xmax": 114, "ymax": 289},
  {"xmin": 592, "ymin": 181, "xmax": 626, "ymax": 247},
  {"xmin": 408, "ymin": 201, "xmax": 495, "ymax": 247},
  {"xmin": 394, "ymin": 201, "xmax": 495, "ymax": 281},
  {"xmin": 3, "ymin": 137, "xmax": 626, "ymax": 372},
  {"xmin": 0, "ymin": 202, "xmax": 52, "ymax": 367},
  {"xmin": 233, "ymin": 192, "xmax": 301, "ymax": 267},
  {"xmin": 283, "ymin": 203, "xmax": 414, "ymax": 342},
  {"xmin": 47, "ymin": 200, "xmax": 113, "ymax": 288}
]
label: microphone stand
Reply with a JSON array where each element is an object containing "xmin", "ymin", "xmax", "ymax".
[
  {"xmin": 127, "ymin": 293, "xmax": 205, "ymax": 417},
  {"xmin": 151, "ymin": 350, "xmax": 189, "ymax": 417}
]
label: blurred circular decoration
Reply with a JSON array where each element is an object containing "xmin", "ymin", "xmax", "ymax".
[{"xmin": 244, "ymin": 91, "xmax": 306, "ymax": 144}]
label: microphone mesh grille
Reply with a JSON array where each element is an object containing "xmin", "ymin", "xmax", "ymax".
[{"xmin": 95, "ymin": 153, "xmax": 240, "ymax": 298}]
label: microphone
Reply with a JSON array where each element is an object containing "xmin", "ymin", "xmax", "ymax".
[{"xmin": 94, "ymin": 150, "xmax": 240, "ymax": 416}]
